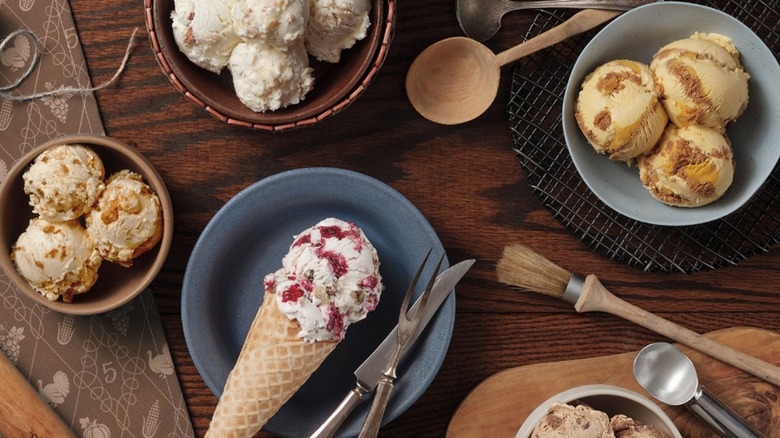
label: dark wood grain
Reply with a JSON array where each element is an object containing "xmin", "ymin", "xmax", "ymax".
[{"xmin": 68, "ymin": 1, "xmax": 780, "ymax": 437}]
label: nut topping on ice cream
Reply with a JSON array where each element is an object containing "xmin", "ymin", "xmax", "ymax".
[
  {"xmin": 171, "ymin": 0, "xmax": 373, "ymax": 112},
  {"xmin": 233, "ymin": 0, "xmax": 309, "ymax": 46},
  {"xmin": 11, "ymin": 144, "xmax": 166, "ymax": 303},
  {"xmin": 305, "ymin": 0, "xmax": 371, "ymax": 63},
  {"xmin": 86, "ymin": 170, "xmax": 164, "ymax": 267},
  {"xmin": 11, "ymin": 218, "xmax": 102, "ymax": 303},
  {"xmin": 171, "ymin": 0, "xmax": 241, "ymax": 74},
  {"xmin": 263, "ymin": 217, "xmax": 382, "ymax": 342},
  {"xmin": 575, "ymin": 60, "xmax": 668, "ymax": 162},
  {"xmin": 228, "ymin": 41, "xmax": 314, "ymax": 112},
  {"xmin": 23, "ymin": 144, "xmax": 105, "ymax": 221}
]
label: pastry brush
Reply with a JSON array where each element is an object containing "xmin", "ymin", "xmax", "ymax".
[{"xmin": 496, "ymin": 242, "xmax": 780, "ymax": 388}]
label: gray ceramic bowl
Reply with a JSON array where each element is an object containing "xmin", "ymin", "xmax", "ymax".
[
  {"xmin": 0, "ymin": 135, "xmax": 173, "ymax": 315},
  {"xmin": 562, "ymin": 2, "xmax": 780, "ymax": 226},
  {"xmin": 515, "ymin": 384, "xmax": 682, "ymax": 438},
  {"xmin": 145, "ymin": 0, "xmax": 394, "ymax": 131}
]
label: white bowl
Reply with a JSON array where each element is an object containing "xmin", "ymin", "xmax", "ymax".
[
  {"xmin": 515, "ymin": 384, "xmax": 682, "ymax": 438},
  {"xmin": 562, "ymin": 2, "xmax": 780, "ymax": 226}
]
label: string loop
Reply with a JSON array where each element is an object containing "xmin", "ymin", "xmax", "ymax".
[{"xmin": 0, "ymin": 27, "xmax": 139, "ymax": 102}]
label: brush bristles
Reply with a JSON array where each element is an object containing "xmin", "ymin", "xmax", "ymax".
[{"xmin": 496, "ymin": 243, "xmax": 571, "ymax": 299}]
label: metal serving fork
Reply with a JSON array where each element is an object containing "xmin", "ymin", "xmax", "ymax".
[{"xmin": 357, "ymin": 250, "xmax": 444, "ymax": 438}]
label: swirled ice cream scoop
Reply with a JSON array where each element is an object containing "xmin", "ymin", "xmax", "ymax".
[
  {"xmin": 263, "ymin": 218, "xmax": 382, "ymax": 342},
  {"xmin": 575, "ymin": 60, "xmax": 668, "ymax": 163},
  {"xmin": 650, "ymin": 32, "xmax": 749, "ymax": 132},
  {"xmin": 11, "ymin": 218, "xmax": 102, "ymax": 302},
  {"xmin": 638, "ymin": 125, "xmax": 734, "ymax": 208},
  {"xmin": 86, "ymin": 170, "xmax": 163, "ymax": 267},
  {"xmin": 23, "ymin": 144, "xmax": 105, "ymax": 221}
]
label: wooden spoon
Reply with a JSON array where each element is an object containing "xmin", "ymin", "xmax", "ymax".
[
  {"xmin": 0, "ymin": 352, "xmax": 76, "ymax": 437},
  {"xmin": 405, "ymin": 9, "xmax": 621, "ymax": 125}
]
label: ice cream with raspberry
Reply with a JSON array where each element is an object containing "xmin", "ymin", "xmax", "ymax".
[
  {"xmin": 205, "ymin": 217, "xmax": 382, "ymax": 436},
  {"xmin": 263, "ymin": 217, "xmax": 383, "ymax": 342}
]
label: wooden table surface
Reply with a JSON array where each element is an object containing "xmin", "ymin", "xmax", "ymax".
[{"xmin": 69, "ymin": 1, "xmax": 780, "ymax": 436}]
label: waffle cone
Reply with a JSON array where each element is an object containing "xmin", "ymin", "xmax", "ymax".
[{"xmin": 205, "ymin": 288, "xmax": 338, "ymax": 437}]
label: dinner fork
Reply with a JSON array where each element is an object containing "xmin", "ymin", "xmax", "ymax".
[{"xmin": 357, "ymin": 250, "xmax": 444, "ymax": 438}]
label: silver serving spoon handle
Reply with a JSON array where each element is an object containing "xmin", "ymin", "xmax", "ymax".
[
  {"xmin": 456, "ymin": 0, "xmax": 658, "ymax": 42},
  {"xmin": 633, "ymin": 342, "xmax": 766, "ymax": 438}
]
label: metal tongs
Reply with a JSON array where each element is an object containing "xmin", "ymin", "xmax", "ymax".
[{"xmin": 357, "ymin": 251, "xmax": 443, "ymax": 438}]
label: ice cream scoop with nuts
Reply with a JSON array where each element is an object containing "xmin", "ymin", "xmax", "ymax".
[
  {"xmin": 171, "ymin": 0, "xmax": 373, "ymax": 113},
  {"xmin": 86, "ymin": 170, "xmax": 163, "ymax": 267},
  {"xmin": 11, "ymin": 218, "xmax": 102, "ymax": 303}
]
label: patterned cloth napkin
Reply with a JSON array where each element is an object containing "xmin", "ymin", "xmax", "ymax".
[{"xmin": 0, "ymin": 1, "xmax": 194, "ymax": 436}]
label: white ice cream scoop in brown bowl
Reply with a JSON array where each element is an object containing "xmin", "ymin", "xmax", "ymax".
[
  {"xmin": 515, "ymin": 384, "xmax": 682, "ymax": 438},
  {"xmin": 0, "ymin": 135, "xmax": 173, "ymax": 315},
  {"xmin": 562, "ymin": 2, "xmax": 780, "ymax": 226},
  {"xmin": 144, "ymin": 0, "xmax": 395, "ymax": 131}
]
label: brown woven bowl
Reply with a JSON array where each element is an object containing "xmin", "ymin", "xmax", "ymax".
[
  {"xmin": 0, "ymin": 135, "xmax": 173, "ymax": 315},
  {"xmin": 144, "ymin": 0, "xmax": 395, "ymax": 131}
]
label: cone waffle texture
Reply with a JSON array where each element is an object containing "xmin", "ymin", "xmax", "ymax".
[{"xmin": 205, "ymin": 288, "xmax": 337, "ymax": 437}]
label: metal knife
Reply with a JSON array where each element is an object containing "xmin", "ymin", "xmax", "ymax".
[{"xmin": 309, "ymin": 258, "xmax": 475, "ymax": 438}]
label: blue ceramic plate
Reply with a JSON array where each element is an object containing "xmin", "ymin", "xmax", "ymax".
[
  {"xmin": 182, "ymin": 168, "xmax": 453, "ymax": 437},
  {"xmin": 563, "ymin": 2, "xmax": 780, "ymax": 226}
]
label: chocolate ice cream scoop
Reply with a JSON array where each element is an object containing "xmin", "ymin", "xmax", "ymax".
[
  {"xmin": 611, "ymin": 414, "xmax": 669, "ymax": 438},
  {"xmin": 531, "ymin": 402, "xmax": 615, "ymax": 438}
]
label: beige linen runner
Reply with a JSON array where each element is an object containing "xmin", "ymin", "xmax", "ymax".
[{"xmin": 0, "ymin": 1, "xmax": 194, "ymax": 436}]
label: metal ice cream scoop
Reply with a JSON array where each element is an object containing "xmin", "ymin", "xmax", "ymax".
[
  {"xmin": 633, "ymin": 342, "xmax": 765, "ymax": 438},
  {"xmin": 455, "ymin": 0, "xmax": 658, "ymax": 42}
]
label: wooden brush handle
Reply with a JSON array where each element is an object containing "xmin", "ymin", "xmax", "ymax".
[
  {"xmin": 0, "ymin": 352, "xmax": 76, "ymax": 438},
  {"xmin": 577, "ymin": 274, "xmax": 780, "ymax": 388}
]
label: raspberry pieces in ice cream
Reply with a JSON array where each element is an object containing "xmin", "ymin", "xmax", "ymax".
[
  {"xmin": 264, "ymin": 217, "xmax": 383, "ymax": 342},
  {"xmin": 205, "ymin": 218, "xmax": 382, "ymax": 436}
]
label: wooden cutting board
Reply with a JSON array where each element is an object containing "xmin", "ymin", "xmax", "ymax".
[{"xmin": 447, "ymin": 327, "xmax": 780, "ymax": 437}]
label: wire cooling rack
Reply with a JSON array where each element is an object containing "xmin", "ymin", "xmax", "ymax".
[{"xmin": 508, "ymin": 0, "xmax": 780, "ymax": 274}]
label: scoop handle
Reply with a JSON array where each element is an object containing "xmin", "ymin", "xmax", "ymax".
[
  {"xmin": 0, "ymin": 352, "xmax": 76, "ymax": 437},
  {"xmin": 577, "ymin": 274, "xmax": 780, "ymax": 388},
  {"xmin": 495, "ymin": 9, "xmax": 621, "ymax": 66},
  {"xmin": 688, "ymin": 386, "xmax": 765, "ymax": 438}
]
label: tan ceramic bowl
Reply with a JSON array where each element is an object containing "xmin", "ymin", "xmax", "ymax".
[
  {"xmin": 144, "ymin": 0, "xmax": 395, "ymax": 131},
  {"xmin": 0, "ymin": 135, "xmax": 173, "ymax": 315},
  {"xmin": 515, "ymin": 384, "xmax": 682, "ymax": 438}
]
